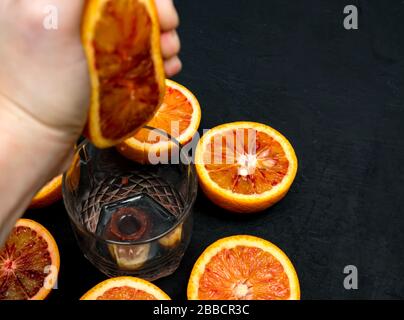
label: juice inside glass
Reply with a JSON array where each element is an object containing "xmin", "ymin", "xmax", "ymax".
[{"xmin": 63, "ymin": 128, "xmax": 197, "ymax": 280}]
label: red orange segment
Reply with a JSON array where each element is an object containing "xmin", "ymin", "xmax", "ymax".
[
  {"xmin": 142, "ymin": 85, "xmax": 194, "ymax": 141},
  {"xmin": 81, "ymin": 276, "xmax": 171, "ymax": 300},
  {"xmin": 198, "ymin": 246, "xmax": 290, "ymax": 300},
  {"xmin": 195, "ymin": 122, "xmax": 297, "ymax": 213},
  {"xmin": 0, "ymin": 219, "xmax": 60, "ymax": 300},
  {"xmin": 97, "ymin": 286, "xmax": 157, "ymax": 300},
  {"xmin": 187, "ymin": 235, "xmax": 300, "ymax": 300},
  {"xmin": 203, "ymin": 128, "xmax": 289, "ymax": 195},
  {"xmin": 117, "ymin": 79, "xmax": 201, "ymax": 163}
]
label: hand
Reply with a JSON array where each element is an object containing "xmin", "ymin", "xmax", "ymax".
[
  {"xmin": 0, "ymin": 0, "xmax": 182, "ymax": 244},
  {"xmin": 156, "ymin": 0, "xmax": 182, "ymax": 77},
  {"xmin": 0, "ymin": 0, "xmax": 181, "ymax": 151}
]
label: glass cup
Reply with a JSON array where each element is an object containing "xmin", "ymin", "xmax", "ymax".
[{"xmin": 62, "ymin": 127, "xmax": 197, "ymax": 280}]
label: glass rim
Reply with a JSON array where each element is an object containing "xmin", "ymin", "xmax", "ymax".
[{"xmin": 62, "ymin": 128, "xmax": 197, "ymax": 245}]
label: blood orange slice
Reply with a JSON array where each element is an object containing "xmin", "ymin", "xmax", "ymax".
[
  {"xmin": 0, "ymin": 219, "xmax": 60, "ymax": 300},
  {"xmin": 30, "ymin": 175, "xmax": 63, "ymax": 209},
  {"xmin": 82, "ymin": 0, "xmax": 165, "ymax": 148},
  {"xmin": 117, "ymin": 79, "xmax": 201, "ymax": 163},
  {"xmin": 80, "ymin": 276, "xmax": 171, "ymax": 300},
  {"xmin": 195, "ymin": 122, "xmax": 297, "ymax": 213},
  {"xmin": 187, "ymin": 235, "xmax": 300, "ymax": 300}
]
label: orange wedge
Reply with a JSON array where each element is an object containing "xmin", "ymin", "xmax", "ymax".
[
  {"xmin": 195, "ymin": 122, "xmax": 297, "ymax": 213},
  {"xmin": 30, "ymin": 175, "xmax": 63, "ymax": 209},
  {"xmin": 0, "ymin": 219, "xmax": 60, "ymax": 300},
  {"xmin": 82, "ymin": 0, "xmax": 165, "ymax": 148},
  {"xmin": 80, "ymin": 276, "xmax": 171, "ymax": 300},
  {"xmin": 117, "ymin": 79, "xmax": 201, "ymax": 163},
  {"xmin": 187, "ymin": 235, "xmax": 300, "ymax": 300}
]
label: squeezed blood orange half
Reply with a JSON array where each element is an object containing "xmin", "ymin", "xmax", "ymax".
[
  {"xmin": 187, "ymin": 235, "xmax": 300, "ymax": 300},
  {"xmin": 82, "ymin": 0, "xmax": 165, "ymax": 148},
  {"xmin": 117, "ymin": 79, "xmax": 201, "ymax": 163},
  {"xmin": 195, "ymin": 122, "xmax": 298, "ymax": 213},
  {"xmin": 0, "ymin": 219, "xmax": 60, "ymax": 300},
  {"xmin": 30, "ymin": 175, "xmax": 63, "ymax": 209},
  {"xmin": 80, "ymin": 276, "xmax": 171, "ymax": 300}
]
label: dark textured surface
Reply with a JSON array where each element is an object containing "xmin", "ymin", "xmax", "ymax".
[{"xmin": 25, "ymin": 0, "xmax": 404, "ymax": 300}]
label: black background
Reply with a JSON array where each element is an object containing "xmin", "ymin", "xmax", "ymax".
[{"xmin": 25, "ymin": 0, "xmax": 404, "ymax": 300}]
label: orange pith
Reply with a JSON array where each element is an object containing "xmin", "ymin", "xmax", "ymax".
[
  {"xmin": 0, "ymin": 219, "xmax": 60, "ymax": 300},
  {"xmin": 97, "ymin": 286, "xmax": 157, "ymax": 300},
  {"xmin": 195, "ymin": 122, "xmax": 297, "ymax": 213},
  {"xmin": 82, "ymin": 0, "xmax": 165, "ymax": 148},
  {"xmin": 30, "ymin": 175, "xmax": 63, "ymax": 209},
  {"xmin": 187, "ymin": 235, "xmax": 300, "ymax": 300},
  {"xmin": 80, "ymin": 276, "xmax": 171, "ymax": 300},
  {"xmin": 117, "ymin": 79, "xmax": 201, "ymax": 163}
]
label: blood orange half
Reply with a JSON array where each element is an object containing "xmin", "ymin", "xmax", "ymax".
[
  {"xmin": 30, "ymin": 175, "xmax": 63, "ymax": 209},
  {"xmin": 187, "ymin": 235, "xmax": 300, "ymax": 300},
  {"xmin": 195, "ymin": 122, "xmax": 297, "ymax": 213},
  {"xmin": 80, "ymin": 276, "xmax": 171, "ymax": 300},
  {"xmin": 117, "ymin": 79, "xmax": 201, "ymax": 163},
  {"xmin": 82, "ymin": 0, "xmax": 165, "ymax": 148},
  {"xmin": 0, "ymin": 219, "xmax": 60, "ymax": 300}
]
